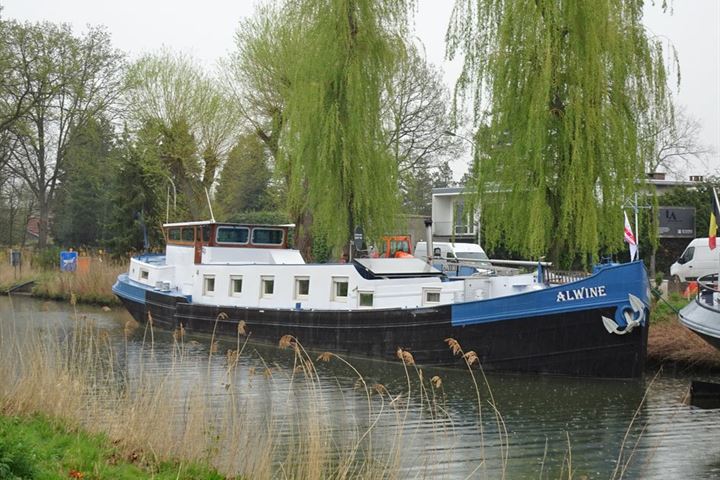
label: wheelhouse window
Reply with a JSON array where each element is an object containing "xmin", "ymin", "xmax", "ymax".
[
  {"xmin": 295, "ymin": 277, "xmax": 310, "ymax": 299},
  {"xmin": 168, "ymin": 228, "xmax": 181, "ymax": 241},
  {"xmin": 202, "ymin": 225, "xmax": 212, "ymax": 242},
  {"xmin": 423, "ymin": 288, "xmax": 441, "ymax": 306},
  {"xmin": 217, "ymin": 226, "xmax": 249, "ymax": 244},
  {"xmin": 358, "ymin": 291, "xmax": 374, "ymax": 308},
  {"xmin": 140, "ymin": 269, "xmax": 149, "ymax": 280},
  {"xmin": 203, "ymin": 275, "xmax": 215, "ymax": 296},
  {"xmin": 181, "ymin": 227, "xmax": 195, "ymax": 242},
  {"xmin": 252, "ymin": 228, "xmax": 284, "ymax": 245},
  {"xmin": 332, "ymin": 277, "xmax": 349, "ymax": 301},
  {"xmin": 261, "ymin": 276, "xmax": 275, "ymax": 297},
  {"xmin": 229, "ymin": 275, "xmax": 243, "ymax": 296}
]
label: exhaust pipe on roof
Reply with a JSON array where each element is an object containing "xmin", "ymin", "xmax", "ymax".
[{"xmin": 424, "ymin": 218, "xmax": 433, "ymax": 265}]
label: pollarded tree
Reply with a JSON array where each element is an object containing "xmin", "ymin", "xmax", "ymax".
[
  {"xmin": 281, "ymin": 0, "xmax": 412, "ymax": 249},
  {"xmin": 125, "ymin": 51, "xmax": 242, "ymax": 205},
  {"xmin": 447, "ymin": 0, "xmax": 676, "ymax": 265}
]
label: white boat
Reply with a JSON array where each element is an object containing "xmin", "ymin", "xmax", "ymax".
[{"xmin": 113, "ymin": 220, "xmax": 651, "ymax": 378}]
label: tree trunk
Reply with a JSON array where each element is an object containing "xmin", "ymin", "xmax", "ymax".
[
  {"xmin": 294, "ymin": 210, "xmax": 314, "ymax": 261},
  {"xmin": 37, "ymin": 195, "xmax": 49, "ymax": 249}
]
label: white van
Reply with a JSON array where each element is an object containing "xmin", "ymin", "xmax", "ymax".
[
  {"xmin": 670, "ymin": 238, "xmax": 720, "ymax": 281},
  {"xmin": 414, "ymin": 241, "xmax": 491, "ymax": 265}
]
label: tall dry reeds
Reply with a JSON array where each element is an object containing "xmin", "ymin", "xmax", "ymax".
[
  {"xmin": 31, "ymin": 260, "xmax": 126, "ymax": 305},
  {"xmin": 0, "ymin": 309, "xmax": 503, "ymax": 478}
]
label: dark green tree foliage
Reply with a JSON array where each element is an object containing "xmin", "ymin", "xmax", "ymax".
[
  {"xmin": 52, "ymin": 117, "xmax": 116, "ymax": 246},
  {"xmin": 215, "ymin": 134, "xmax": 271, "ymax": 220},
  {"xmin": 447, "ymin": 0, "xmax": 675, "ymax": 265},
  {"xmin": 281, "ymin": 0, "xmax": 411, "ymax": 248},
  {"xmin": 106, "ymin": 128, "xmax": 164, "ymax": 255}
]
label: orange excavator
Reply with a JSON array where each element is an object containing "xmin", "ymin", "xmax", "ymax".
[{"xmin": 376, "ymin": 235, "xmax": 413, "ymax": 258}]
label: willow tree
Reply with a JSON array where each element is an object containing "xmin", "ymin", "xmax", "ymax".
[
  {"xmin": 447, "ymin": 0, "xmax": 675, "ymax": 265},
  {"xmin": 280, "ymin": 0, "xmax": 411, "ymax": 250}
]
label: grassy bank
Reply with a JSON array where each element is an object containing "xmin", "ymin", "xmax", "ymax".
[
  {"xmin": 0, "ymin": 251, "xmax": 125, "ymax": 305},
  {"xmin": 0, "ymin": 414, "xmax": 224, "ymax": 479},
  {"xmin": 648, "ymin": 293, "xmax": 720, "ymax": 370},
  {"xmin": 30, "ymin": 261, "xmax": 126, "ymax": 306}
]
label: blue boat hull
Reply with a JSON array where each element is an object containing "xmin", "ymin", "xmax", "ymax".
[{"xmin": 113, "ymin": 262, "xmax": 650, "ymax": 378}]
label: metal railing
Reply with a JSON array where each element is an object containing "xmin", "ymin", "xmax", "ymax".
[{"xmin": 696, "ymin": 274, "xmax": 720, "ymax": 310}]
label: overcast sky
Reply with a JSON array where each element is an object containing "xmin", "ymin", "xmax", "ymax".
[{"xmin": 2, "ymin": 0, "xmax": 718, "ymax": 178}]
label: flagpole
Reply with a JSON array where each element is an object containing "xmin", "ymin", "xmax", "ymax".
[
  {"xmin": 714, "ymin": 187, "xmax": 720, "ymax": 285},
  {"xmin": 634, "ymin": 192, "xmax": 640, "ymax": 259}
]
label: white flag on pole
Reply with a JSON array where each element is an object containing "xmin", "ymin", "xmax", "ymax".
[{"xmin": 624, "ymin": 211, "xmax": 637, "ymax": 261}]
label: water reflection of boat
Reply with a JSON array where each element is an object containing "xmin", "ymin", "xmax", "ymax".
[
  {"xmin": 679, "ymin": 274, "xmax": 720, "ymax": 350},
  {"xmin": 113, "ymin": 220, "xmax": 651, "ymax": 378}
]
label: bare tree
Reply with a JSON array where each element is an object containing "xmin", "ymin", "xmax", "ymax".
[{"xmin": 642, "ymin": 105, "xmax": 714, "ymax": 178}]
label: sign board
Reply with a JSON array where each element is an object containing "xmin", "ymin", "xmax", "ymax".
[
  {"xmin": 658, "ymin": 207, "xmax": 695, "ymax": 238},
  {"xmin": 10, "ymin": 250, "xmax": 21, "ymax": 267},
  {"xmin": 60, "ymin": 251, "xmax": 78, "ymax": 272},
  {"xmin": 353, "ymin": 226, "xmax": 364, "ymax": 250}
]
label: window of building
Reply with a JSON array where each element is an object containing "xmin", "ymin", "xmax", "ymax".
[
  {"xmin": 295, "ymin": 277, "xmax": 310, "ymax": 299},
  {"xmin": 423, "ymin": 288, "xmax": 441, "ymax": 305},
  {"xmin": 332, "ymin": 277, "xmax": 349, "ymax": 301},
  {"xmin": 217, "ymin": 226, "xmax": 249, "ymax": 244},
  {"xmin": 358, "ymin": 291, "xmax": 374, "ymax": 307},
  {"xmin": 140, "ymin": 269, "xmax": 149, "ymax": 280},
  {"xmin": 252, "ymin": 228, "xmax": 284, "ymax": 245},
  {"xmin": 203, "ymin": 275, "xmax": 215, "ymax": 296},
  {"xmin": 229, "ymin": 275, "xmax": 243, "ymax": 296},
  {"xmin": 261, "ymin": 276, "xmax": 275, "ymax": 297}
]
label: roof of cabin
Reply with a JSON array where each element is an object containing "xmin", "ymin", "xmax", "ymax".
[{"xmin": 163, "ymin": 220, "xmax": 295, "ymax": 228}]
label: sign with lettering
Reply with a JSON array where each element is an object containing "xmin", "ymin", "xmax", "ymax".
[
  {"xmin": 658, "ymin": 206, "xmax": 695, "ymax": 238},
  {"xmin": 556, "ymin": 285, "xmax": 607, "ymax": 302}
]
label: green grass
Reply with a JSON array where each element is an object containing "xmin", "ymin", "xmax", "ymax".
[
  {"xmin": 0, "ymin": 415, "xmax": 226, "ymax": 480},
  {"xmin": 651, "ymin": 292, "xmax": 691, "ymax": 324}
]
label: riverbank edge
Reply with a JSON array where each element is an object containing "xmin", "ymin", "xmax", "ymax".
[
  {"xmin": 1, "ymin": 273, "xmax": 121, "ymax": 307},
  {"xmin": 0, "ymin": 413, "xmax": 227, "ymax": 479}
]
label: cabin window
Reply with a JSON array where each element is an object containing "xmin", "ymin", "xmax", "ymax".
[
  {"xmin": 261, "ymin": 276, "xmax": 275, "ymax": 297},
  {"xmin": 252, "ymin": 228, "xmax": 284, "ymax": 245},
  {"xmin": 332, "ymin": 277, "xmax": 349, "ymax": 301},
  {"xmin": 358, "ymin": 291, "xmax": 374, "ymax": 307},
  {"xmin": 202, "ymin": 226, "xmax": 212, "ymax": 242},
  {"xmin": 168, "ymin": 228, "xmax": 181, "ymax": 241},
  {"xmin": 181, "ymin": 228, "xmax": 195, "ymax": 242},
  {"xmin": 423, "ymin": 288, "xmax": 441, "ymax": 305},
  {"xmin": 203, "ymin": 275, "xmax": 215, "ymax": 296},
  {"xmin": 295, "ymin": 277, "xmax": 310, "ymax": 299},
  {"xmin": 217, "ymin": 226, "xmax": 249, "ymax": 244},
  {"xmin": 229, "ymin": 275, "xmax": 243, "ymax": 296},
  {"xmin": 140, "ymin": 269, "xmax": 149, "ymax": 280}
]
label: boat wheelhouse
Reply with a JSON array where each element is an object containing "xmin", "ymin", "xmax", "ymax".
[{"xmin": 114, "ymin": 220, "xmax": 651, "ymax": 378}]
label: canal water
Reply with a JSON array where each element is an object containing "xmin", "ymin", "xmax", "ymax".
[{"xmin": 2, "ymin": 295, "xmax": 719, "ymax": 479}]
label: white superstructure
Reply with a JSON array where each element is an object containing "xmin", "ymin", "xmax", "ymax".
[{"xmin": 126, "ymin": 221, "xmax": 544, "ymax": 311}]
